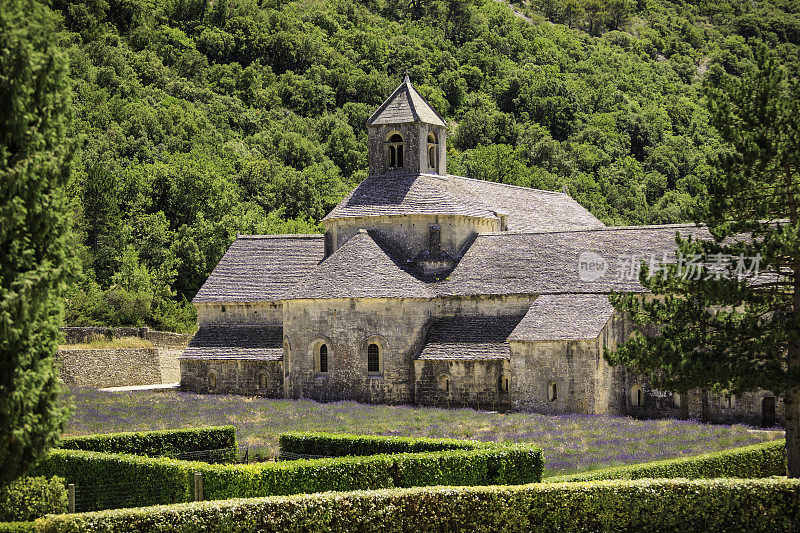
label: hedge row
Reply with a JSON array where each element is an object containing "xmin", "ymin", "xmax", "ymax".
[
  {"xmin": 33, "ymin": 439, "xmax": 543, "ymax": 511},
  {"xmin": 0, "ymin": 476, "xmax": 67, "ymax": 522},
  {"xmin": 35, "ymin": 478, "xmax": 800, "ymax": 532},
  {"xmin": 0, "ymin": 522, "xmax": 35, "ymax": 533},
  {"xmin": 278, "ymin": 432, "xmax": 478, "ymax": 458},
  {"xmin": 59, "ymin": 426, "xmax": 237, "ymax": 462},
  {"xmin": 545, "ymin": 440, "xmax": 786, "ymax": 483}
]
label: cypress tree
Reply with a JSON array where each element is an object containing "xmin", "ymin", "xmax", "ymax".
[
  {"xmin": 0, "ymin": 0, "xmax": 74, "ymax": 484},
  {"xmin": 607, "ymin": 50, "xmax": 800, "ymax": 477}
]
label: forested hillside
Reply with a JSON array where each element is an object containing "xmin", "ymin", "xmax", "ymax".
[{"xmin": 48, "ymin": 0, "xmax": 800, "ymax": 331}]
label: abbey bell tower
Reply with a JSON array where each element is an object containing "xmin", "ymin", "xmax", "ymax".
[{"xmin": 365, "ymin": 74, "xmax": 448, "ymax": 177}]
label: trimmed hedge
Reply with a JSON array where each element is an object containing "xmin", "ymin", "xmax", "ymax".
[
  {"xmin": 0, "ymin": 522, "xmax": 36, "ymax": 533},
  {"xmin": 545, "ymin": 440, "xmax": 786, "ymax": 483},
  {"xmin": 32, "ymin": 435, "xmax": 543, "ymax": 511},
  {"xmin": 0, "ymin": 476, "xmax": 67, "ymax": 521},
  {"xmin": 278, "ymin": 432, "xmax": 477, "ymax": 458},
  {"xmin": 59, "ymin": 426, "xmax": 237, "ymax": 462},
  {"xmin": 34, "ymin": 478, "xmax": 800, "ymax": 532}
]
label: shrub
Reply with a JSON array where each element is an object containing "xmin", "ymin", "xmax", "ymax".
[
  {"xmin": 59, "ymin": 426, "xmax": 237, "ymax": 462},
  {"xmin": 33, "ymin": 434, "xmax": 543, "ymax": 511},
  {"xmin": 544, "ymin": 440, "xmax": 786, "ymax": 483},
  {"xmin": 32, "ymin": 450, "xmax": 197, "ymax": 511},
  {"xmin": 0, "ymin": 522, "xmax": 36, "ymax": 533},
  {"xmin": 34, "ymin": 478, "xmax": 800, "ymax": 532},
  {"xmin": 278, "ymin": 432, "xmax": 477, "ymax": 458},
  {"xmin": 0, "ymin": 476, "xmax": 67, "ymax": 521}
]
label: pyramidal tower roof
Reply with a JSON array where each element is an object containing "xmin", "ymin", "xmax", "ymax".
[{"xmin": 367, "ymin": 74, "xmax": 447, "ymax": 127}]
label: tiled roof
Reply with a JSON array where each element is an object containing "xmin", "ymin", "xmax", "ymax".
[
  {"xmin": 192, "ymin": 235, "xmax": 324, "ymax": 303},
  {"xmin": 417, "ymin": 315, "xmax": 524, "ymax": 360},
  {"xmin": 287, "ymin": 230, "xmax": 434, "ymax": 300},
  {"xmin": 180, "ymin": 325, "xmax": 283, "ymax": 360},
  {"xmin": 367, "ymin": 75, "xmax": 446, "ymax": 127},
  {"xmin": 323, "ymin": 173, "xmax": 499, "ymax": 221},
  {"xmin": 434, "ymin": 224, "xmax": 713, "ymax": 296},
  {"xmin": 324, "ymin": 174, "xmax": 603, "ymax": 232},
  {"xmin": 508, "ymin": 295, "xmax": 615, "ymax": 342}
]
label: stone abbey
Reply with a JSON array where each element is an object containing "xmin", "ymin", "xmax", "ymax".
[{"xmin": 180, "ymin": 76, "xmax": 783, "ymax": 427}]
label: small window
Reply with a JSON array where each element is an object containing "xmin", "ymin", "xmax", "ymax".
[
  {"xmin": 386, "ymin": 133, "xmax": 404, "ymax": 169},
  {"xmin": 673, "ymin": 392, "xmax": 682, "ymax": 408},
  {"xmin": 208, "ymin": 372, "xmax": 217, "ymax": 391},
  {"xmin": 367, "ymin": 343, "xmax": 380, "ymax": 373},
  {"xmin": 721, "ymin": 395, "xmax": 736, "ymax": 409},
  {"xmin": 547, "ymin": 381, "xmax": 557, "ymax": 402},
  {"xmin": 427, "ymin": 131, "xmax": 438, "ymax": 172},
  {"xmin": 429, "ymin": 224, "xmax": 441, "ymax": 254},
  {"xmin": 499, "ymin": 374, "xmax": 509, "ymax": 393},
  {"xmin": 258, "ymin": 373, "xmax": 267, "ymax": 390},
  {"xmin": 316, "ymin": 343, "xmax": 329, "ymax": 374},
  {"xmin": 630, "ymin": 384, "xmax": 643, "ymax": 407}
]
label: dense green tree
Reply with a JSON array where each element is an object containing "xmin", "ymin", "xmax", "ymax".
[
  {"xmin": 0, "ymin": 0, "xmax": 74, "ymax": 484},
  {"xmin": 606, "ymin": 53, "xmax": 800, "ymax": 476}
]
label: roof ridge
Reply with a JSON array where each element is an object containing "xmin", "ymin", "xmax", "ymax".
[{"xmin": 477, "ymin": 223, "xmax": 702, "ymax": 237}]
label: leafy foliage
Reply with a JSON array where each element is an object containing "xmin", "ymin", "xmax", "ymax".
[
  {"xmin": 34, "ymin": 0, "xmax": 800, "ymax": 331},
  {"xmin": 0, "ymin": 477, "xmax": 67, "ymax": 522},
  {"xmin": 34, "ymin": 478, "xmax": 800, "ymax": 532},
  {"xmin": 0, "ymin": 0, "xmax": 74, "ymax": 485}
]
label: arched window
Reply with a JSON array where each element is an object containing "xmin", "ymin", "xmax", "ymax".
[
  {"xmin": 386, "ymin": 133, "xmax": 404, "ymax": 169},
  {"xmin": 499, "ymin": 373, "xmax": 510, "ymax": 393},
  {"xmin": 208, "ymin": 372, "xmax": 217, "ymax": 392},
  {"xmin": 673, "ymin": 392, "xmax": 682, "ymax": 408},
  {"xmin": 427, "ymin": 132, "xmax": 438, "ymax": 172},
  {"xmin": 721, "ymin": 395, "xmax": 736, "ymax": 409},
  {"xmin": 547, "ymin": 381, "xmax": 558, "ymax": 402},
  {"xmin": 630, "ymin": 384, "xmax": 643, "ymax": 407},
  {"xmin": 367, "ymin": 343, "xmax": 380, "ymax": 374},
  {"xmin": 258, "ymin": 373, "xmax": 267, "ymax": 390},
  {"xmin": 315, "ymin": 343, "xmax": 329, "ymax": 374}
]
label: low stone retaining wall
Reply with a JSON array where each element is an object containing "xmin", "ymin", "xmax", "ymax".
[
  {"xmin": 56, "ymin": 348, "xmax": 161, "ymax": 388},
  {"xmin": 58, "ymin": 327, "xmax": 192, "ymax": 388}
]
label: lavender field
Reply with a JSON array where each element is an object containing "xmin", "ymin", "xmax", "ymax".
[{"xmin": 64, "ymin": 389, "xmax": 781, "ymax": 477}]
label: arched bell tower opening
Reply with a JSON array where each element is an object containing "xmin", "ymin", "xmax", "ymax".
[
  {"xmin": 427, "ymin": 132, "xmax": 439, "ymax": 174},
  {"xmin": 385, "ymin": 132, "xmax": 404, "ymax": 169}
]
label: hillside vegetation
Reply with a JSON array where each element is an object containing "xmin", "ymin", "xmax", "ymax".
[{"xmin": 49, "ymin": 0, "xmax": 800, "ymax": 331}]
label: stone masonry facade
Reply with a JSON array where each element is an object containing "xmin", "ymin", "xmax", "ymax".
[{"xmin": 181, "ymin": 76, "xmax": 784, "ymax": 427}]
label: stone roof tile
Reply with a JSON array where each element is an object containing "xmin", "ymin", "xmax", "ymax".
[
  {"xmin": 192, "ymin": 235, "xmax": 324, "ymax": 304},
  {"xmin": 417, "ymin": 315, "xmax": 525, "ymax": 360},
  {"xmin": 434, "ymin": 224, "xmax": 713, "ymax": 296},
  {"xmin": 180, "ymin": 325, "xmax": 283, "ymax": 360},
  {"xmin": 508, "ymin": 295, "xmax": 615, "ymax": 341},
  {"xmin": 287, "ymin": 230, "xmax": 433, "ymax": 300},
  {"xmin": 367, "ymin": 75, "xmax": 446, "ymax": 127}
]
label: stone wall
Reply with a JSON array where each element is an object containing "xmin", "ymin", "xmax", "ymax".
[
  {"xmin": 195, "ymin": 301, "xmax": 283, "ymax": 325},
  {"xmin": 414, "ymin": 359, "xmax": 510, "ymax": 411},
  {"xmin": 180, "ymin": 358, "xmax": 283, "ymax": 397},
  {"xmin": 367, "ymin": 123, "xmax": 446, "ymax": 177},
  {"xmin": 283, "ymin": 297, "xmax": 435, "ymax": 404},
  {"xmin": 56, "ymin": 348, "xmax": 161, "ymax": 388},
  {"xmin": 325, "ymin": 214, "xmax": 497, "ymax": 259},
  {"xmin": 58, "ymin": 327, "xmax": 190, "ymax": 387}
]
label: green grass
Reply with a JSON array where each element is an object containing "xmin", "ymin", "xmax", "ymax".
[{"xmin": 63, "ymin": 389, "xmax": 782, "ymax": 477}]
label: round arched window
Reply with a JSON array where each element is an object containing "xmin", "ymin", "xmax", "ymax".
[
  {"xmin": 630, "ymin": 384, "xmax": 644, "ymax": 407},
  {"xmin": 547, "ymin": 381, "xmax": 558, "ymax": 402},
  {"xmin": 386, "ymin": 133, "xmax": 404, "ymax": 168},
  {"xmin": 208, "ymin": 372, "xmax": 217, "ymax": 392},
  {"xmin": 317, "ymin": 343, "xmax": 329, "ymax": 374},
  {"xmin": 367, "ymin": 343, "xmax": 380, "ymax": 374}
]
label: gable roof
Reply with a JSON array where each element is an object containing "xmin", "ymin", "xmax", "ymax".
[
  {"xmin": 287, "ymin": 230, "xmax": 433, "ymax": 300},
  {"xmin": 417, "ymin": 315, "xmax": 525, "ymax": 360},
  {"xmin": 367, "ymin": 75, "xmax": 447, "ymax": 127},
  {"xmin": 180, "ymin": 325, "xmax": 283, "ymax": 360},
  {"xmin": 324, "ymin": 173, "xmax": 604, "ymax": 233},
  {"xmin": 192, "ymin": 235, "xmax": 324, "ymax": 304},
  {"xmin": 434, "ymin": 224, "xmax": 713, "ymax": 296},
  {"xmin": 508, "ymin": 295, "xmax": 615, "ymax": 342}
]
